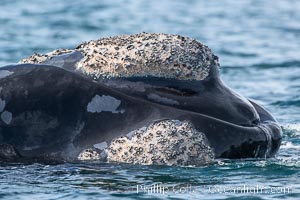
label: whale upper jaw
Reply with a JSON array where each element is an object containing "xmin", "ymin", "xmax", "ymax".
[
  {"xmin": 18, "ymin": 44, "xmax": 257, "ymax": 127},
  {"xmin": 94, "ymin": 74, "xmax": 261, "ymax": 128}
]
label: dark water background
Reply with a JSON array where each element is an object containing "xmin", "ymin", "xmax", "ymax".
[{"xmin": 0, "ymin": 0, "xmax": 299, "ymax": 199}]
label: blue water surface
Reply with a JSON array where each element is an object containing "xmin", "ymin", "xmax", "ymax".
[{"xmin": 0, "ymin": 0, "xmax": 299, "ymax": 199}]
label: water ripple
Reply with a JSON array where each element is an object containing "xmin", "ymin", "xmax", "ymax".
[{"xmin": 0, "ymin": 0, "xmax": 300, "ymax": 199}]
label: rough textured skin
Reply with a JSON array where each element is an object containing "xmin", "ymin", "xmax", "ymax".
[
  {"xmin": 76, "ymin": 120, "xmax": 215, "ymax": 166},
  {"xmin": 19, "ymin": 49, "xmax": 73, "ymax": 64},
  {"xmin": 19, "ymin": 33, "xmax": 219, "ymax": 80},
  {"xmin": 106, "ymin": 120, "xmax": 214, "ymax": 166},
  {"xmin": 77, "ymin": 148, "xmax": 101, "ymax": 161},
  {"xmin": 0, "ymin": 144, "xmax": 19, "ymax": 159}
]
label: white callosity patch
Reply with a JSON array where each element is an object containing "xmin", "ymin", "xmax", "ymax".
[
  {"xmin": 19, "ymin": 33, "xmax": 219, "ymax": 81},
  {"xmin": 106, "ymin": 120, "xmax": 215, "ymax": 166},
  {"xmin": 0, "ymin": 144, "xmax": 18, "ymax": 158},
  {"xmin": 77, "ymin": 149, "xmax": 101, "ymax": 160},
  {"xmin": 0, "ymin": 99, "xmax": 5, "ymax": 112},
  {"xmin": 0, "ymin": 70, "xmax": 14, "ymax": 79},
  {"xmin": 1, "ymin": 111, "xmax": 12, "ymax": 125},
  {"xmin": 87, "ymin": 95, "xmax": 123, "ymax": 114},
  {"xmin": 77, "ymin": 142, "xmax": 109, "ymax": 161},
  {"xmin": 19, "ymin": 49, "xmax": 73, "ymax": 64}
]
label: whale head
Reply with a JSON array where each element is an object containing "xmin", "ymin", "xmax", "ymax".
[{"xmin": 19, "ymin": 33, "xmax": 260, "ymax": 126}]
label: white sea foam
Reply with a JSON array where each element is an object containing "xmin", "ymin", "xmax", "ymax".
[
  {"xmin": 281, "ymin": 141, "xmax": 300, "ymax": 150},
  {"xmin": 284, "ymin": 123, "xmax": 300, "ymax": 133}
]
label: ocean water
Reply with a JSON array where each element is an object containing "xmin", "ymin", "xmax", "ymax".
[{"xmin": 0, "ymin": 0, "xmax": 299, "ymax": 199}]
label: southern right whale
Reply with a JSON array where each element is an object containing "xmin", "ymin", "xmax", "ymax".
[{"xmin": 0, "ymin": 33, "xmax": 282, "ymax": 165}]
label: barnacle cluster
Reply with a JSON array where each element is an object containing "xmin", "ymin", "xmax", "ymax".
[{"xmin": 19, "ymin": 33, "xmax": 219, "ymax": 80}]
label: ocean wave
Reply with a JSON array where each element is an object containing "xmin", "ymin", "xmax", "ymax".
[
  {"xmin": 223, "ymin": 60, "xmax": 300, "ymax": 69},
  {"xmin": 252, "ymin": 61, "xmax": 300, "ymax": 69},
  {"xmin": 219, "ymin": 49, "xmax": 258, "ymax": 58},
  {"xmin": 281, "ymin": 123, "xmax": 300, "ymax": 141},
  {"xmin": 283, "ymin": 123, "xmax": 300, "ymax": 133},
  {"xmin": 272, "ymin": 100, "xmax": 300, "ymax": 107},
  {"xmin": 280, "ymin": 141, "xmax": 300, "ymax": 150}
]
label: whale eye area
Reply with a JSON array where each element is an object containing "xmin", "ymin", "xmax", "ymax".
[
  {"xmin": 252, "ymin": 118, "xmax": 260, "ymax": 125},
  {"xmin": 155, "ymin": 87, "xmax": 197, "ymax": 97}
]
